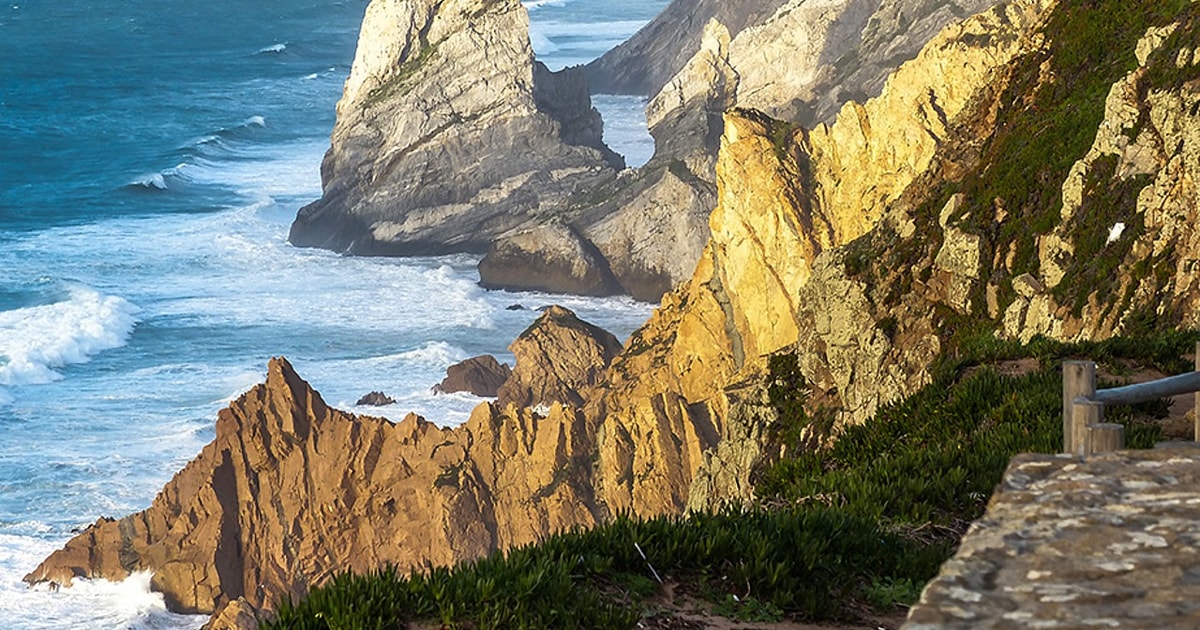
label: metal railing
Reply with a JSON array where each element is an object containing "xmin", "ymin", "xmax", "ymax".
[{"xmin": 1062, "ymin": 341, "xmax": 1200, "ymax": 456}]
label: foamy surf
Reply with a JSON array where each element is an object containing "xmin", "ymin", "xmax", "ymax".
[
  {"xmin": 1, "ymin": 561, "xmax": 207, "ymax": 630},
  {"xmin": 256, "ymin": 42, "xmax": 287, "ymax": 54},
  {"xmin": 0, "ymin": 286, "xmax": 140, "ymax": 386}
]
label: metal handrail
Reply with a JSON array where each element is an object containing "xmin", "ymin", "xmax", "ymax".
[{"xmin": 1062, "ymin": 341, "xmax": 1200, "ymax": 457}]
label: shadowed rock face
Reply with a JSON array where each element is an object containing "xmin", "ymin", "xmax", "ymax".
[
  {"xmin": 288, "ymin": 0, "xmax": 620, "ymax": 256},
  {"xmin": 434, "ymin": 355, "xmax": 511, "ymax": 397},
  {"xmin": 26, "ymin": 357, "xmax": 601, "ymax": 617},
  {"xmin": 583, "ymin": 0, "xmax": 789, "ymax": 97},
  {"xmin": 497, "ymin": 305, "xmax": 624, "ymax": 409}
]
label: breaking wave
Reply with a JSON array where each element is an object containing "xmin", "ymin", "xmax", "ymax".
[{"xmin": 0, "ymin": 286, "xmax": 141, "ymax": 386}]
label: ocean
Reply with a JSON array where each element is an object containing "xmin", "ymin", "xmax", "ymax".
[{"xmin": 0, "ymin": 0, "xmax": 666, "ymax": 627}]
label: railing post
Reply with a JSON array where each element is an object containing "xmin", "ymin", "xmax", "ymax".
[
  {"xmin": 1063, "ymin": 361, "xmax": 1097, "ymax": 453},
  {"xmin": 1087, "ymin": 423, "xmax": 1125, "ymax": 454},
  {"xmin": 1194, "ymin": 341, "xmax": 1199, "ymax": 443},
  {"xmin": 1073, "ymin": 398, "xmax": 1104, "ymax": 457}
]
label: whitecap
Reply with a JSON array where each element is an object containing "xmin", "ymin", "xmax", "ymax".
[
  {"xmin": 0, "ymin": 286, "xmax": 141, "ymax": 386},
  {"xmin": 522, "ymin": 0, "xmax": 566, "ymax": 11},
  {"xmin": 256, "ymin": 42, "xmax": 287, "ymax": 54},
  {"xmin": 242, "ymin": 115, "xmax": 266, "ymax": 128},
  {"xmin": 126, "ymin": 173, "xmax": 168, "ymax": 190},
  {"xmin": 0, "ymin": 565, "xmax": 208, "ymax": 630}
]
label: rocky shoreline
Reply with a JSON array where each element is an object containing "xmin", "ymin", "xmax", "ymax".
[{"xmin": 27, "ymin": 0, "xmax": 1200, "ymax": 627}]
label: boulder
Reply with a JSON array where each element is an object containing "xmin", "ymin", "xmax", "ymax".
[
  {"xmin": 355, "ymin": 391, "xmax": 395, "ymax": 406},
  {"xmin": 497, "ymin": 306, "xmax": 623, "ymax": 409},
  {"xmin": 433, "ymin": 355, "xmax": 512, "ymax": 397},
  {"xmin": 478, "ymin": 221, "xmax": 623, "ymax": 296}
]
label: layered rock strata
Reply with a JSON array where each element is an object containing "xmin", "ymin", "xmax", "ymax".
[
  {"xmin": 483, "ymin": 0, "xmax": 1004, "ymax": 301},
  {"xmin": 496, "ymin": 305, "xmax": 623, "ymax": 409},
  {"xmin": 589, "ymin": 0, "xmax": 1054, "ymax": 517},
  {"xmin": 31, "ymin": 2, "xmax": 1200, "ymax": 628},
  {"xmin": 27, "ymin": 307, "xmax": 623, "ymax": 620},
  {"xmin": 584, "ymin": 0, "xmax": 788, "ymax": 97},
  {"xmin": 288, "ymin": 0, "xmax": 620, "ymax": 256}
]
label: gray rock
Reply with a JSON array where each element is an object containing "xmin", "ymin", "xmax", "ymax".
[
  {"xmin": 289, "ymin": 0, "xmax": 620, "ymax": 256},
  {"xmin": 478, "ymin": 220, "xmax": 622, "ymax": 297},
  {"xmin": 583, "ymin": 0, "xmax": 788, "ymax": 97},
  {"xmin": 355, "ymin": 391, "xmax": 395, "ymax": 406}
]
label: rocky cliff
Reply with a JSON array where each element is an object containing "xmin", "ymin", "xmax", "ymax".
[
  {"xmin": 640, "ymin": 0, "xmax": 1200, "ymax": 516},
  {"xmin": 27, "ymin": 306, "xmax": 622, "ymax": 618},
  {"xmin": 481, "ymin": 0, "xmax": 1005, "ymax": 301},
  {"xmin": 30, "ymin": 0, "xmax": 1200, "ymax": 626},
  {"xmin": 288, "ymin": 0, "xmax": 621, "ymax": 256}
]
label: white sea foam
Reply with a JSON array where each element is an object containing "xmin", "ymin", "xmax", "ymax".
[
  {"xmin": 256, "ymin": 42, "xmax": 287, "ymax": 54},
  {"xmin": 0, "ymin": 544, "xmax": 207, "ymax": 630},
  {"xmin": 529, "ymin": 30, "xmax": 559, "ymax": 55},
  {"xmin": 0, "ymin": 287, "xmax": 140, "ymax": 386},
  {"xmin": 128, "ymin": 172, "xmax": 168, "ymax": 190},
  {"xmin": 593, "ymin": 94, "xmax": 654, "ymax": 168},
  {"xmin": 522, "ymin": 0, "xmax": 567, "ymax": 11},
  {"xmin": 243, "ymin": 115, "xmax": 266, "ymax": 128}
]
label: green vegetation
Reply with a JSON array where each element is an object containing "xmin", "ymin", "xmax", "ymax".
[
  {"xmin": 265, "ymin": 330, "xmax": 1194, "ymax": 629},
  {"xmin": 841, "ymin": 0, "xmax": 1195, "ymax": 323},
  {"xmin": 362, "ymin": 41, "xmax": 440, "ymax": 108}
]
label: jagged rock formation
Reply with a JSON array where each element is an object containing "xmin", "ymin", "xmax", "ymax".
[
  {"xmin": 584, "ymin": 0, "xmax": 789, "ymax": 97},
  {"xmin": 590, "ymin": 0, "xmax": 1054, "ymax": 517},
  {"xmin": 355, "ymin": 390, "xmax": 395, "ymax": 406},
  {"xmin": 433, "ymin": 355, "xmax": 511, "ymax": 397},
  {"xmin": 496, "ymin": 306, "xmax": 623, "ymax": 409},
  {"xmin": 27, "ymin": 357, "xmax": 602, "ymax": 619},
  {"xmin": 288, "ymin": 0, "xmax": 621, "ymax": 256},
  {"xmin": 30, "ymin": 2, "xmax": 1200, "ymax": 627},
  {"xmin": 483, "ymin": 0, "xmax": 1004, "ymax": 301}
]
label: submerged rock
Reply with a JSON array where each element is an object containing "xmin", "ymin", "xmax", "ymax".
[{"xmin": 355, "ymin": 391, "xmax": 395, "ymax": 406}]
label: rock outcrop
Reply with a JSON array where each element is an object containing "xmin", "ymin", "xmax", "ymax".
[
  {"xmin": 31, "ymin": 2, "xmax": 1200, "ymax": 628},
  {"xmin": 497, "ymin": 306, "xmax": 623, "ymax": 410},
  {"xmin": 355, "ymin": 390, "xmax": 395, "ymax": 406},
  {"xmin": 433, "ymin": 354, "xmax": 511, "ymax": 397},
  {"xmin": 587, "ymin": 0, "xmax": 1054, "ymax": 518},
  {"xmin": 584, "ymin": 0, "xmax": 789, "ymax": 97},
  {"xmin": 482, "ymin": 0, "xmax": 1005, "ymax": 302},
  {"xmin": 27, "ymin": 358, "xmax": 601, "ymax": 617},
  {"xmin": 288, "ymin": 0, "xmax": 620, "ymax": 256}
]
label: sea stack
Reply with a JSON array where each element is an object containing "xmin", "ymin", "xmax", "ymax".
[{"xmin": 289, "ymin": 0, "xmax": 621, "ymax": 256}]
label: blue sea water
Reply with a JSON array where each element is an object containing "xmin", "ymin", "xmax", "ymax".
[{"xmin": 0, "ymin": 0, "xmax": 666, "ymax": 626}]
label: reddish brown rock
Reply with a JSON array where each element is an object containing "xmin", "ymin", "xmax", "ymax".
[
  {"xmin": 25, "ymin": 358, "xmax": 600, "ymax": 616},
  {"xmin": 496, "ymin": 306, "xmax": 623, "ymax": 410},
  {"xmin": 433, "ymin": 355, "xmax": 512, "ymax": 397}
]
